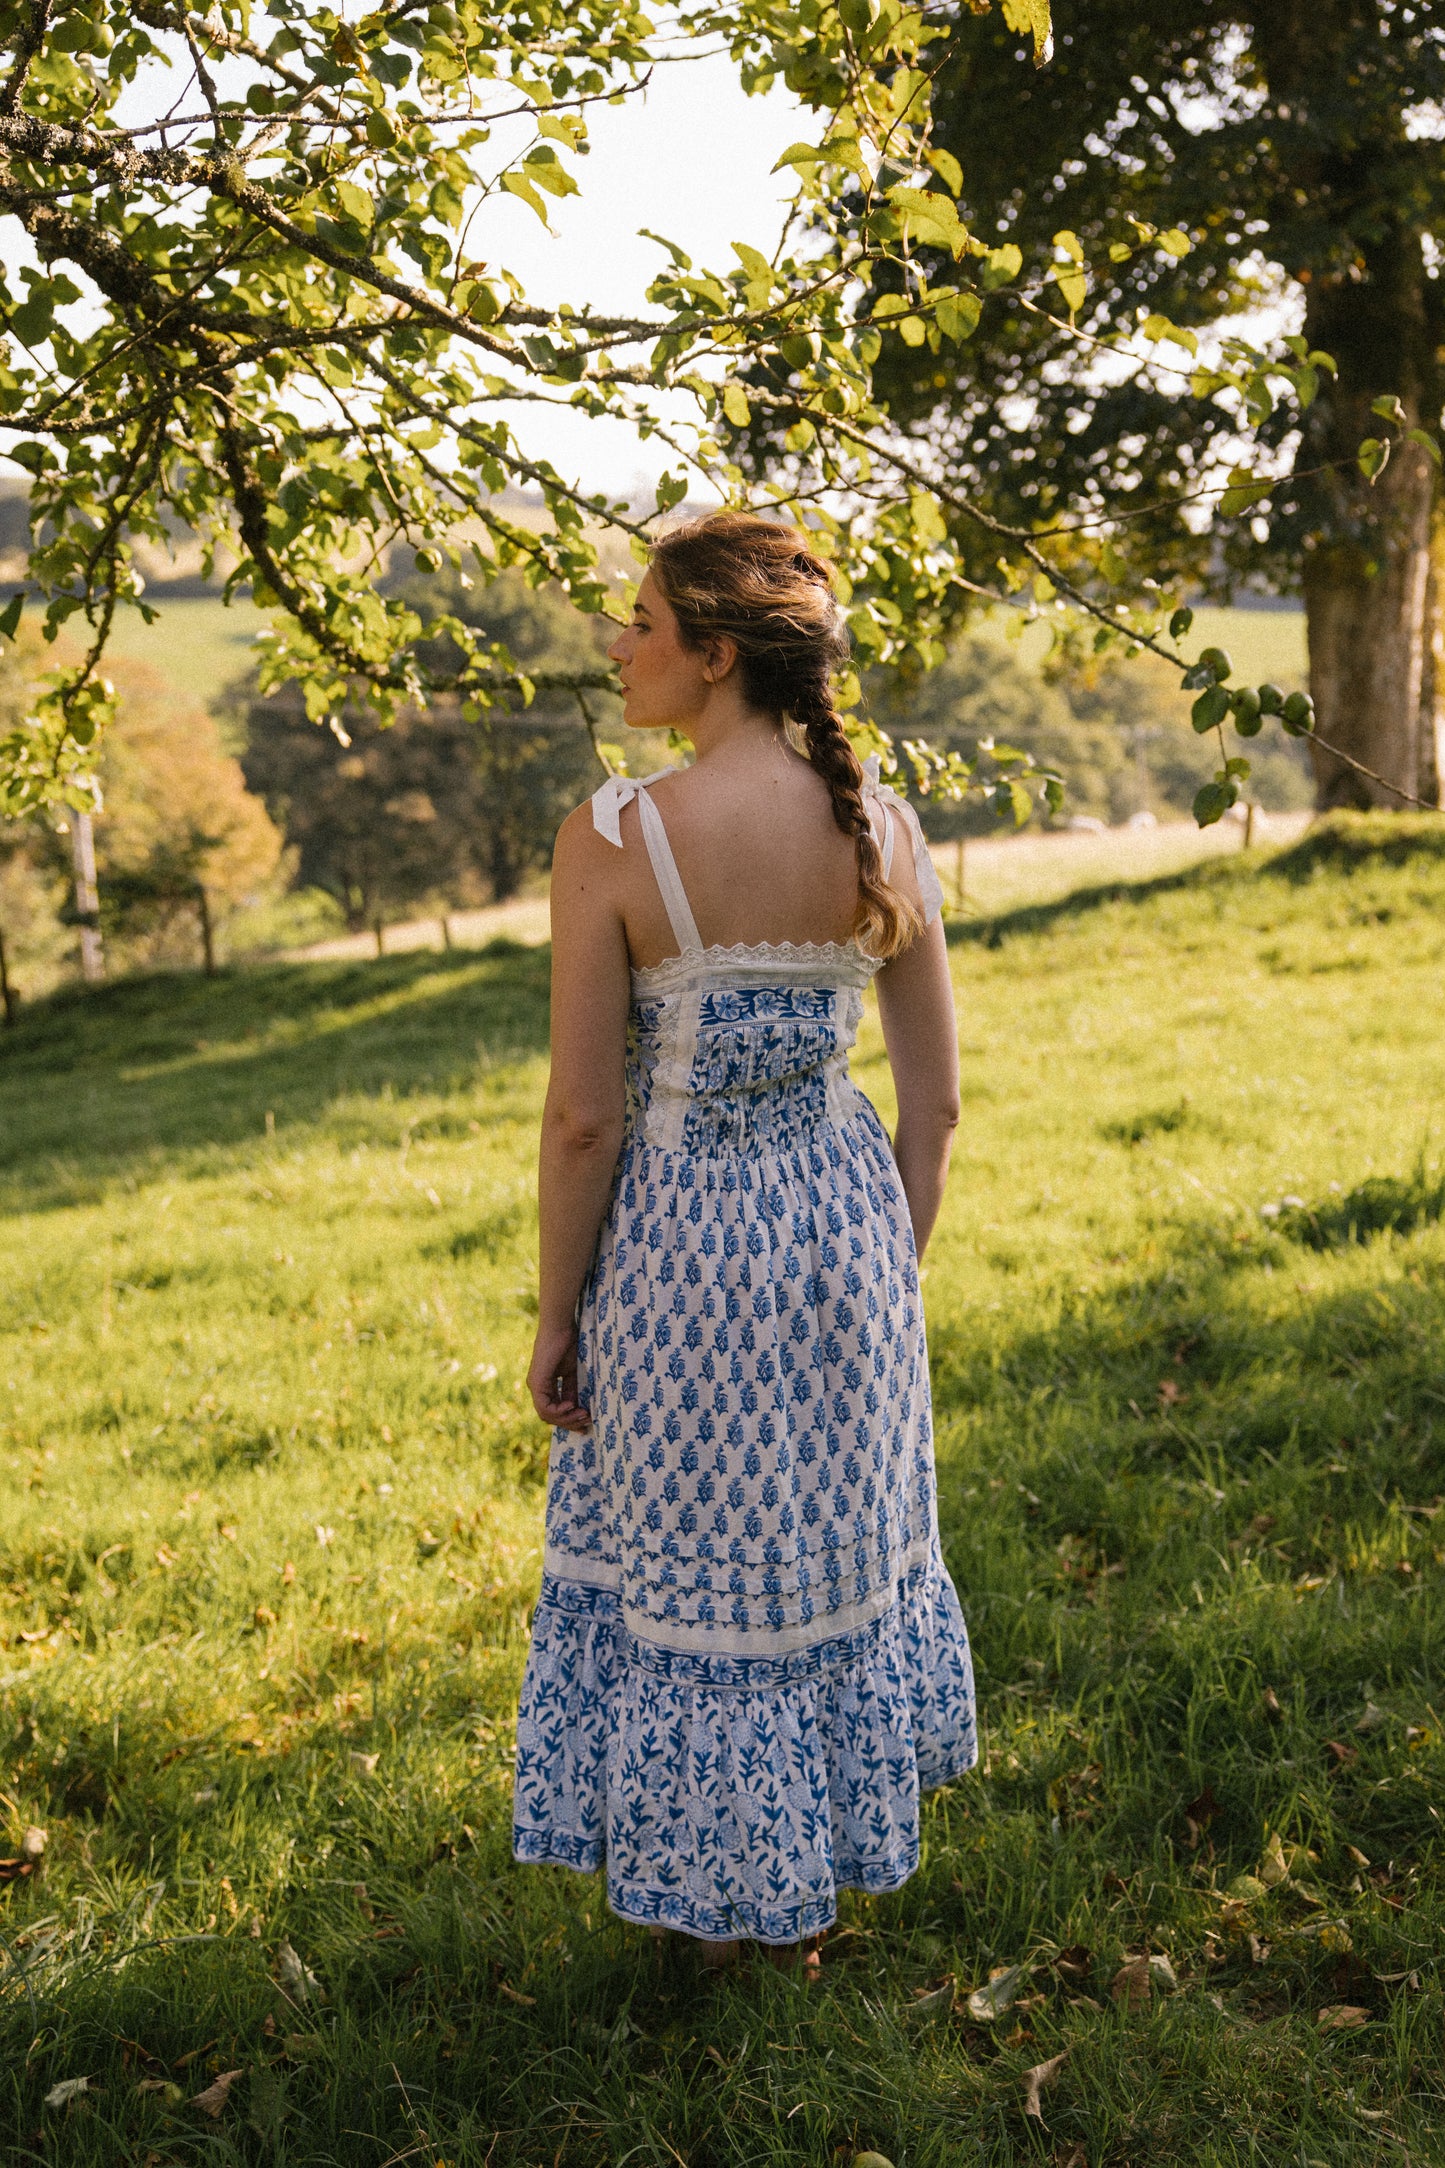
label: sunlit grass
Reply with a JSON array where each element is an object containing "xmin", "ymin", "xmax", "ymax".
[{"xmin": 0, "ymin": 820, "xmax": 1442, "ymax": 2164}]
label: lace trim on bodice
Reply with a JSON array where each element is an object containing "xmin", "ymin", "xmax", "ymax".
[{"xmin": 631, "ymin": 937, "xmax": 878, "ymax": 998}]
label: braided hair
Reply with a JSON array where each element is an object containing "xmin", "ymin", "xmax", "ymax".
[{"xmin": 648, "ymin": 512, "xmax": 922, "ymax": 959}]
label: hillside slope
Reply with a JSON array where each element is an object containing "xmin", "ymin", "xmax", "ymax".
[{"xmin": 1, "ymin": 823, "xmax": 1442, "ymax": 2164}]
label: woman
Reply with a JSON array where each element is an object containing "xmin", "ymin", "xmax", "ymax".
[{"xmin": 512, "ymin": 513, "xmax": 976, "ymax": 1964}]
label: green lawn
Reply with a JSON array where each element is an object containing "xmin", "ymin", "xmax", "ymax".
[
  {"xmin": 102, "ymin": 595, "xmax": 268, "ymax": 716},
  {"xmin": 1, "ymin": 818, "xmax": 1442, "ymax": 2166}
]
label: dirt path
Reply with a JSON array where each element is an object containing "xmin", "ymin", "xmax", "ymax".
[{"xmin": 284, "ymin": 811, "xmax": 1313, "ymax": 962}]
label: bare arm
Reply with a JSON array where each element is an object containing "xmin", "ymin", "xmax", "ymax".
[
  {"xmin": 526, "ymin": 808, "xmax": 631, "ymax": 1432},
  {"xmin": 874, "ymin": 912, "xmax": 960, "ymax": 1259}
]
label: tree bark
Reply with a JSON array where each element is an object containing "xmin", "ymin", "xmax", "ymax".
[
  {"xmin": 1297, "ymin": 225, "xmax": 1442, "ymax": 811},
  {"xmin": 1303, "ymin": 439, "xmax": 1436, "ymax": 809}
]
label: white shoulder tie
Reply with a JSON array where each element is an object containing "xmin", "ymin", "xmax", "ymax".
[
  {"xmin": 862, "ymin": 755, "xmax": 945, "ymax": 926},
  {"xmin": 590, "ymin": 765, "xmax": 702, "ymax": 953},
  {"xmin": 590, "ymin": 766, "xmax": 677, "ymax": 849}
]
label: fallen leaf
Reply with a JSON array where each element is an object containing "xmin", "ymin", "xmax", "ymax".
[
  {"xmin": 1248, "ymin": 1934, "xmax": 1271, "ymax": 1966},
  {"xmin": 275, "ymin": 1941, "xmax": 321, "ymax": 2003},
  {"xmin": 135, "ymin": 2078, "xmax": 184, "ymax": 2103},
  {"xmin": 1262, "ymin": 1686, "xmax": 1283, "ymax": 1723},
  {"xmin": 21, "ymin": 1825, "xmax": 46, "ymax": 1861},
  {"xmin": 1157, "ymin": 1377, "xmax": 1185, "ymax": 1406},
  {"xmin": 44, "ymin": 2077, "xmax": 91, "ymax": 2108},
  {"xmin": 1345, "ymin": 1845, "xmax": 1370, "ymax": 1868},
  {"xmin": 1023, "ymin": 2048, "xmax": 1068, "ymax": 2121},
  {"xmin": 1325, "ymin": 1740, "xmax": 1358, "ymax": 1767},
  {"xmin": 281, "ymin": 1560, "xmax": 296, "ymax": 1585},
  {"xmin": 1054, "ymin": 2148, "xmax": 1088, "ymax": 2168},
  {"xmin": 1066, "ymin": 1994, "xmax": 1103, "ymax": 2013},
  {"xmin": 190, "ymin": 2068, "xmax": 243, "ymax": 2116},
  {"xmin": 315, "ymin": 1525, "xmax": 334, "ymax": 1547},
  {"xmin": 1109, "ymin": 1953, "xmax": 1176, "ymax": 2008},
  {"xmin": 497, "ymin": 1980, "xmax": 536, "ymax": 2006},
  {"xmin": 1184, "ymin": 1784, "xmax": 1221, "ymax": 1846},
  {"xmin": 906, "ymin": 1978, "xmax": 955, "ymax": 2024},
  {"xmin": 1354, "ymin": 1702, "xmax": 1386, "ymax": 1734},
  {"xmin": 193, "ymin": 1787, "xmax": 218, "ymax": 1805},
  {"xmin": 1318, "ymin": 2005, "xmax": 1369, "ymax": 2031},
  {"xmin": 852, "ymin": 2155, "xmax": 896, "ymax": 2168},
  {"xmin": 1258, "ymin": 1832, "xmax": 1290, "ymax": 1887},
  {"xmin": 172, "ymin": 2040, "xmax": 218, "ymax": 2070},
  {"xmin": 1055, "ymin": 1944, "xmax": 1092, "ymax": 1980},
  {"xmin": 348, "ymin": 1751, "xmax": 380, "ymax": 1776},
  {"xmin": 967, "ymin": 1963, "xmax": 1027, "ymax": 2021}
]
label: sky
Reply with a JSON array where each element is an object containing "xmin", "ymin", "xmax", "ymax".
[{"xmin": 476, "ymin": 56, "xmax": 805, "ymax": 495}]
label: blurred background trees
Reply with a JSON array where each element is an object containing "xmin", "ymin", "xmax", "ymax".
[{"xmin": 239, "ymin": 567, "xmax": 619, "ymax": 934}]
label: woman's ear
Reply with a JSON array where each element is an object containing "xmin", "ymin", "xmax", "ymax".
[{"xmin": 701, "ymin": 635, "xmax": 739, "ymax": 685}]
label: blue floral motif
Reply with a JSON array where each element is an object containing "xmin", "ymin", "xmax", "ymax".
[{"xmin": 513, "ymin": 936, "xmax": 977, "ymax": 1944}]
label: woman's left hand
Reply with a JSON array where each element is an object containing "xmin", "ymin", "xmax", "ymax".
[{"xmin": 527, "ymin": 1325, "xmax": 591, "ymax": 1432}]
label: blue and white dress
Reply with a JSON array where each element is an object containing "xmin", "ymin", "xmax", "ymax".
[{"xmin": 512, "ymin": 768, "xmax": 977, "ymax": 1944}]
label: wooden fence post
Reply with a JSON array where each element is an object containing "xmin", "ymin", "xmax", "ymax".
[{"xmin": 70, "ymin": 810, "xmax": 104, "ymax": 983}]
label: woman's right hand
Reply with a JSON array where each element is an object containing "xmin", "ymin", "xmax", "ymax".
[{"xmin": 527, "ymin": 1324, "xmax": 592, "ymax": 1433}]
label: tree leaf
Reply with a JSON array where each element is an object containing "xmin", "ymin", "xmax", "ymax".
[
  {"xmin": 1002, "ymin": 0, "xmax": 1054, "ymax": 67},
  {"xmin": 935, "ymin": 291, "xmax": 982, "ymax": 342},
  {"xmin": 721, "ymin": 383, "xmax": 751, "ymax": 427},
  {"xmin": 981, "ymin": 244, "xmax": 1023, "ymax": 290},
  {"xmin": 1220, "ymin": 466, "xmax": 1273, "ymax": 517},
  {"xmin": 927, "ymin": 148, "xmax": 963, "ymax": 195},
  {"xmin": 334, "ymin": 180, "xmax": 373, "ymax": 231},
  {"xmin": 500, "ymin": 172, "xmax": 549, "ymax": 223},
  {"xmin": 771, "ymin": 141, "xmax": 823, "ymax": 175},
  {"xmin": 1357, "ymin": 437, "xmax": 1390, "ymax": 482}
]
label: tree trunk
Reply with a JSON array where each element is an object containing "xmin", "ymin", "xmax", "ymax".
[
  {"xmin": 0, "ymin": 924, "xmax": 15, "ymax": 1025},
  {"xmin": 196, "ymin": 884, "xmax": 216, "ymax": 975},
  {"xmin": 1298, "ymin": 227, "xmax": 1442, "ymax": 811},
  {"xmin": 1418, "ymin": 511, "xmax": 1445, "ymax": 809},
  {"xmin": 1304, "ymin": 438, "xmax": 1436, "ymax": 809}
]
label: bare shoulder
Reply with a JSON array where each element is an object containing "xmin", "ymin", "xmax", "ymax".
[{"xmin": 553, "ymin": 798, "xmax": 615, "ymax": 871}]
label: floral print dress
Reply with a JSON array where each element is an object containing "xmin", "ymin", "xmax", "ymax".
[{"xmin": 512, "ymin": 767, "xmax": 976, "ymax": 1944}]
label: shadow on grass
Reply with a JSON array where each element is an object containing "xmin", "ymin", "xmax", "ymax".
[
  {"xmin": 945, "ymin": 808, "xmax": 1445, "ymax": 950},
  {"xmin": 3, "ymin": 1217, "xmax": 1442, "ymax": 2160},
  {"xmin": 0, "ymin": 941, "xmax": 551, "ymax": 1209}
]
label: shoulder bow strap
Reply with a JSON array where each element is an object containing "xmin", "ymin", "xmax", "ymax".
[
  {"xmin": 861, "ymin": 754, "xmax": 945, "ymax": 927},
  {"xmin": 590, "ymin": 766, "xmax": 676, "ymax": 847}
]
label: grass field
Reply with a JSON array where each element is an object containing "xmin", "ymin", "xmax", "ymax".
[{"xmin": 1, "ymin": 815, "xmax": 1442, "ymax": 2166}]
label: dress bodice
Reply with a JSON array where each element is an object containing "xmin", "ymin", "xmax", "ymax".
[{"xmin": 590, "ymin": 764, "xmax": 943, "ymax": 1158}]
